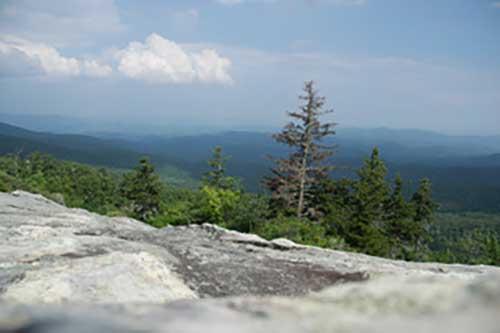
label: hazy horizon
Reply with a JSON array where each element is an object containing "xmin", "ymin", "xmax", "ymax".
[
  {"xmin": 1, "ymin": 0, "xmax": 499, "ymax": 136},
  {"xmin": 2, "ymin": 111, "xmax": 500, "ymax": 139}
]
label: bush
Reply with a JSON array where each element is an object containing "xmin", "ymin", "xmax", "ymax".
[
  {"xmin": 255, "ymin": 216, "xmax": 347, "ymax": 249},
  {"xmin": 149, "ymin": 201, "xmax": 194, "ymax": 228},
  {"xmin": 224, "ymin": 193, "xmax": 270, "ymax": 233},
  {"xmin": 194, "ymin": 185, "xmax": 241, "ymax": 226},
  {"xmin": 0, "ymin": 171, "xmax": 14, "ymax": 192}
]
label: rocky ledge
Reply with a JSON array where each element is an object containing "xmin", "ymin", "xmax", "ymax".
[{"xmin": 0, "ymin": 191, "xmax": 499, "ymax": 333}]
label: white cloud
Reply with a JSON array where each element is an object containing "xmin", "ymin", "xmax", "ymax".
[
  {"xmin": 81, "ymin": 59, "xmax": 113, "ymax": 78},
  {"xmin": 0, "ymin": 35, "xmax": 112, "ymax": 77},
  {"xmin": 0, "ymin": 46, "xmax": 43, "ymax": 76},
  {"xmin": 115, "ymin": 33, "xmax": 232, "ymax": 84}
]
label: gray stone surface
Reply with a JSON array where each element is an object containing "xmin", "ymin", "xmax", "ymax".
[{"xmin": 1, "ymin": 191, "xmax": 499, "ymax": 332}]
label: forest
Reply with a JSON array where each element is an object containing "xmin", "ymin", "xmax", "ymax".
[{"xmin": 1, "ymin": 82, "xmax": 499, "ymax": 266}]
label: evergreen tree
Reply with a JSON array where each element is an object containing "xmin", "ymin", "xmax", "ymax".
[
  {"xmin": 120, "ymin": 158, "xmax": 163, "ymax": 221},
  {"xmin": 409, "ymin": 177, "xmax": 437, "ymax": 257},
  {"xmin": 203, "ymin": 146, "xmax": 238, "ymax": 190},
  {"xmin": 384, "ymin": 173, "xmax": 413, "ymax": 258},
  {"xmin": 348, "ymin": 148, "xmax": 390, "ymax": 256},
  {"xmin": 316, "ymin": 178, "xmax": 355, "ymax": 238},
  {"xmin": 265, "ymin": 81, "xmax": 336, "ymax": 218},
  {"xmin": 196, "ymin": 146, "xmax": 241, "ymax": 226}
]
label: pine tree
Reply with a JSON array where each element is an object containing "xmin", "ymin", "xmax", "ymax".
[
  {"xmin": 197, "ymin": 146, "xmax": 241, "ymax": 226},
  {"xmin": 203, "ymin": 146, "xmax": 238, "ymax": 190},
  {"xmin": 385, "ymin": 173, "xmax": 412, "ymax": 258},
  {"xmin": 409, "ymin": 177, "xmax": 437, "ymax": 257},
  {"xmin": 265, "ymin": 81, "xmax": 336, "ymax": 218},
  {"xmin": 348, "ymin": 147, "xmax": 390, "ymax": 256},
  {"xmin": 120, "ymin": 158, "xmax": 163, "ymax": 221},
  {"xmin": 316, "ymin": 178, "xmax": 355, "ymax": 238}
]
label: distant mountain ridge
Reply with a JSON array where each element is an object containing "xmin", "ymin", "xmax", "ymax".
[
  {"xmin": 114, "ymin": 129, "xmax": 500, "ymax": 167},
  {"xmin": 0, "ymin": 121, "xmax": 144, "ymax": 169},
  {"xmin": 1, "ymin": 121, "xmax": 499, "ymax": 212},
  {"xmin": 0, "ymin": 121, "xmax": 199, "ymax": 187},
  {"xmin": 2, "ymin": 112, "xmax": 499, "ymax": 153},
  {"xmin": 0, "ymin": 113, "xmax": 92, "ymax": 134}
]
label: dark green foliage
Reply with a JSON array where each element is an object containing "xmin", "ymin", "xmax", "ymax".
[
  {"xmin": 432, "ymin": 212, "xmax": 500, "ymax": 241},
  {"xmin": 430, "ymin": 229, "xmax": 500, "ymax": 266},
  {"xmin": 347, "ymin": 148, "xmax": 391, "ymax": 256},
  {"xmin": 0, "ymin": 170, "xmax": 14, "ymax": 192},
  {"xmin": 225, "ymin": 193, "xmax": 270, "ymax": 233},
  {"xmin": 406, "ymin": 178, "xmax": 438, "ymax": 259},
  {"xmin": 317, "ymin": 149, "xmax": 439, "ymax": 258},
  {"xmin": 0, "ymin": 153, "xmax": 121, "ymax": 213},
  {"xmin": 120, "ymin": 158, "xmax": 164, "ymax": 221},
  {"xmin": 317, "ymin": 178, "xmax": 356, "ymax": 239},
  {"xmin": 384, "ymin": 174, "xmax": 414, "ymax": 259}
]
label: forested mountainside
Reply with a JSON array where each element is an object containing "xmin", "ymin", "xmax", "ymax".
[
  {"xmin": 0, "ymin": 122, "xmax": 142, "ymax": 168},
  {"xmin": 0, "ymin": 122, "xmax": 195, "ymax": 187},
  {"xmin": 115, "ymin": 131, "xmax": 500, "ymax": 212},
  {"xmin": 1, "ymin": 121, "xmax": 500, "ymax": 212}
]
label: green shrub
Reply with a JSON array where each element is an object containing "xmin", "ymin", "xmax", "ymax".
[
  {"xmin": 195, "ymin": 185, "xmax": 241, "ymax": 226},
  {"xmin": 255, "ymin": 216, "xmax": 347, "ymax": 249},
  {"xmin": 225, "ymin": 193, "xmax": 270, "ymax": 233},
  {"xmin": 149, "ymin": 201, "xmax": 194, "ymax": 228},
  {"xmin": 0, "ymin": 171, "xmax": 14, "ymax": 192}
]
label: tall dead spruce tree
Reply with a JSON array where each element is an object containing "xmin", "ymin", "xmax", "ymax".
[{"xmin": 266, "ymin": 81, "xmax": 336, "ymax": 218}]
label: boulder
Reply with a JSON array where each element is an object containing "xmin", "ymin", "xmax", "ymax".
[{"xmin": 0, "ymin": 191, "xmax": 499, "ymax": 332}]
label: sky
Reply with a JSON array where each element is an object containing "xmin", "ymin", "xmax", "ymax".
[{"xmin": 0, "ymin": 0, "xmax": 499, "ymax": 135}]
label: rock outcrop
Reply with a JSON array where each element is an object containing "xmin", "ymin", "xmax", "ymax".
[{"xmin": 1, "ymin": 191, "xmax": 499, "ymax": 332}]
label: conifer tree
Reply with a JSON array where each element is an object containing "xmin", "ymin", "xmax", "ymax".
[
  {"xmin": 409, "ymin": 177, "xmax": 437, "ymax": 256},
  {"xmin": 265, "ymin": 81, "xmax": 336, "ymax": 218},
  {"xmin": 316, "ymin": 178, "xmax": 355, "ymax": 237},
  {"xmin": 120, "ymin": 158, "xmax": 163, "ymax": 221},
  {"xmin": 385, "ymin": 173, "xmax": 412, "ymax": 258},
  {"xmin": 348, "ymin": 147, "xmax": 390, "ymax": 256},
  {"xmin": 203, "ymin": 146, "xmax": 238, "ymax": 190},
  {"xmin": 198, "ymin": 146, "xmax": 241, "ymax": 226}
]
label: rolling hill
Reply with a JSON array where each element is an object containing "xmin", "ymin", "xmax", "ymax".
[{"xmin": 0, "ymin": 122, "xmax": 197, "ymax": 187}]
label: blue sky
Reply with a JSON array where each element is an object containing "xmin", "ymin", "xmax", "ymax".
[{"xmin": 0, "ymin": 0, "xmax": 499, "ymax": 135}]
